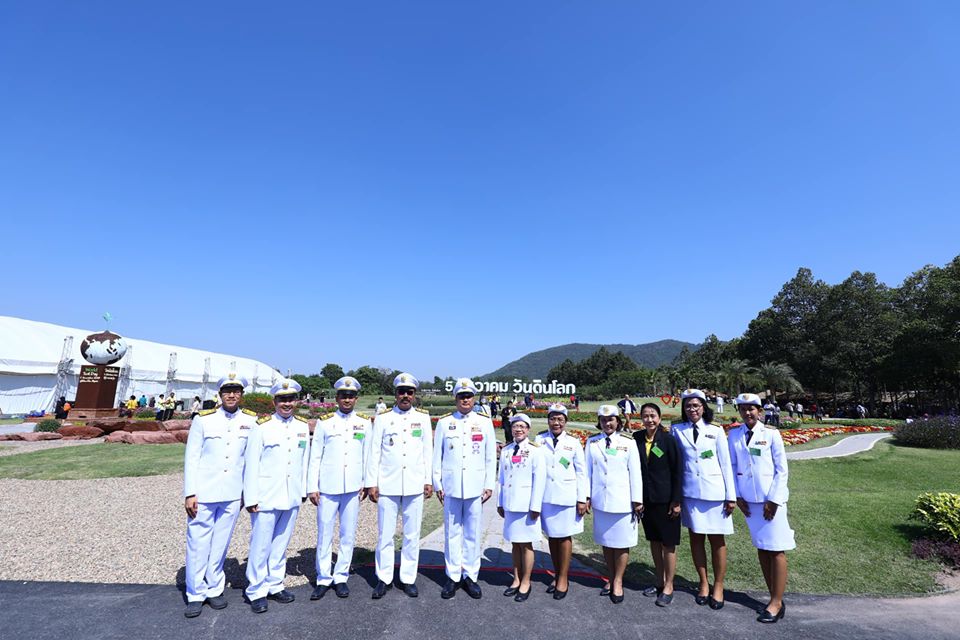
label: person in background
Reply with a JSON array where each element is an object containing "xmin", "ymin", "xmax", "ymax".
[
  {"xmin": 729, "ymin": 393, "xmax": 795, "ymax": 624},
  {"xmin": 164, "ymin": 393, "xmax": 177, "ymax": 421},
  {"xmin": 191, "ymin": 396, "xmax": 201, "ymax": 419},
  {"xmin": 156, "ymin": 394, "xmax": 165, "ymax": 420},
  {"xmin": 374, "ymin": 397, "xmax": 387, "ymax": 414},
  {"xmin": 138, "ymin": 394, "xmax": 147, "ymax": 408},
  {"xmin": 500, "ymin": 400, "xmax": 517, "ymax": 444}
]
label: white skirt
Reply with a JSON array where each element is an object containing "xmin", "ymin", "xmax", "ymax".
[
  {"xmin": 504, "ymin": 510, "xmax": 543, "ymax": 543},
  {"xmin": 540, "ymin": 502, "xmax": 584, "ymax": 538},
  {"xmin": 743, "ymin": 502, "xmax": 796, "ymax": 551},
  {"xmin": 592, "ymin": 509, "xmax": 638, "ymax": 548},
  {"xmin": 681, "ymin": 498, "xmax": 734, "ymax": 535}
]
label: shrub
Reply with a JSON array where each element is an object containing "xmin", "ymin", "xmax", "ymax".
[
  {"xmin": 35, "ymin": 419, "xmax": 62, "ymax": 433},
  {"xmin": 241, "ymin": 392, "xmax": 275, "ymax": 416},
  {"xmin": 827, "ymin": 418, "xmax": 902, "ymax": 427},
  {"xmin": 909, "ymin": 492, "xmax": 960, "ymax": 542},
  {"xmin": 135, "ymin": 409, "xmax": 157, "ymax": 419},
  {"xmin": 893, "ymin": 416, "xmax": 960, "ymax": 449}
]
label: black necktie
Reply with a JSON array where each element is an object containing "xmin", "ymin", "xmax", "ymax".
[
  {"xmin": 605, "ymin": 436, "xmax": 611, "ymax": 449},
  {"xmin": 746, "ymin": 428, "xmax": 753, "ymax": 444},
  {"xmin": 693, "ymin": 424, "xmax": 699, "ymax": 443},
  {"xmin": 553, "ymin": 435, "xmax": 559, "ymax": 448}
]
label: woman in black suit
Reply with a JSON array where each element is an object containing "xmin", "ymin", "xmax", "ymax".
[{"xmin": 633, "ymin": 402, "xmax": 683, "ymax": 606}]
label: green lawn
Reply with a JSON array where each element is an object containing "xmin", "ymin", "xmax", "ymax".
[
  {"xmin": 573, "ymin": 441, "xmax": 956, "ymax": 595},
  {"xmin": 0, "ymin": 443, "xmax": 185, "ymax": 479},
  {"xmin": 0, "ymin": 418, "xmax": 24, "ymax": 425}
]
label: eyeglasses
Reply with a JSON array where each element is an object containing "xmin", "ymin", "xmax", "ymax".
[
  {"xmin": 396, "ymin": 388, "xmax": 416, "ymax": 396},
  {"xmin": 220, "ymin": 389, "xmax": 243, "ymax": 396}
]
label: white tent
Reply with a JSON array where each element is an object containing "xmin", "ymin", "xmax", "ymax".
[{"xmin": 0, "ymin": 316, "xmax": 279, "ymax": 415}]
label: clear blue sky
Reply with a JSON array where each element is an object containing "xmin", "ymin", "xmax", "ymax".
[{"xmin": 2, "ymin": 2, "xmax": 958, "ymax": 380}]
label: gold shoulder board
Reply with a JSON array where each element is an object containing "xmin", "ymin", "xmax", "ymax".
[
  {"xmin": 257, "ymin": 415, "xmax": 271, "ymax": 425},
  {"xmin": 198, "ymin": 408, "xmax": 216, "ymax": 416},
  {"xmin": 294, "ymin": 415, "xmax": 309, "ymax": 423},
  {"xmin": 241, "ymin": 408, "xmax": 257, "ymax": 416}
]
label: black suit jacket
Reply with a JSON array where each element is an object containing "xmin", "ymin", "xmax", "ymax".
[{"xmin": 634, "ymin": 428, "xmax": 683, "ymax": 505}]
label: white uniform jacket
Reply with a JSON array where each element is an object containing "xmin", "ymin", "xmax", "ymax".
[
  {"xmin": 585, "ymin": 432, "xmax": 643, "ymax": 514},
  {"xmin": 306, "ymin": 410, "xmax": 372, "ymax": 495},
  {"xmin": 364, "ymin": 406, "xmax": 433, "ymax": 497},
  {"xmin": 183, "ymin": 407, "xmax": 258, "ymax": 501},
  {"xmin": 432, "ymin": 410, "xmax": 497, "ymax": 499},
  {"xmin": 497, "ymin": 439, "xmax": 546, "ymax": 513},
  {"xmin": 727, "ymin": 423, "xmax": 790, "ymax": 505},
  {"xmin": 673, "ymin": 420, "xmax": 736, "ymax": 502},
  {"xmin": 534, "ymin": 430, "xmax": 588, "ymax": 506},
  {"xmin": 243, "ymin": 414, "xmax": 310, "ymax": 511}
]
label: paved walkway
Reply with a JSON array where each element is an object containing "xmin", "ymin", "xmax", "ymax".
[{"xmin": 787, "ymin": 432, "xmax": 891, "ymax": 460}]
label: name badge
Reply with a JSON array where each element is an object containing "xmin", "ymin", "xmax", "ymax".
[
  {"xmin": 354, "ymin": 433, "xmax": 365, "ymax": 441},
  {"xmin": 749, "ymin": 447, "xmax": 762, "ymax": 456},
  {"xmin": 472, "ymin": 433, "xmax": 483, "ymax": 442},
  {"xmin": 651, "ymin": 445, "xmax": 664, "ymax": 458},
  {"xmin": 298, "ymin": 440, "xmax": 307, "ymax": 449},
  {"xmin": 511, "ymin": 455, "xmax": 522, "ymax": 464},
  {"xmin": 558, "ymin": 457, "xmax": 570, "ymax": 468},
  {"xmin": 700, "ymin": 449, "xmax": 714, "ymax": 459},
  {"xmin": 605, "ymin": 448, "xmax": 617, "ymax": 456},
  {"xmin": 411, "ymin": 429, "xmax": 422, "ymax": 438}
]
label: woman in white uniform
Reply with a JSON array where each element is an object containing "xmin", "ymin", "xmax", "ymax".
[
  {"xmin": 729, "ymin": 393, "xmax": 795, "ymax": 623},
  {"xmin": 672, "ymin": 388, "xmax": 736, "ymax": 610},
  {"xmin": 497, "ymin": 413, "xmax": 546, "ymax": 602},
  {"xmin": 534, "ymin": 403, "xmax": 588, "ymax": 600},
  {"xmin": 585, "ymin": 405, "xmax": 643, "ymax": 603}
]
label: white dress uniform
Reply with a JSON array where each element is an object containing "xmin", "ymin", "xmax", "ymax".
[
  {"xmin": 585, "ymin": 432, "xmax": 643, "ymax": 548},
  {"xmin": 534, "ymin": 430, "xmax": 588, "ymax": 537},
  {"xmin": 673, "ymin": 420, "xmax": 737, "ymax": 534},
  {"xmin": 306, "ymin": 409, "xmax": 371, "ymax": 586},
  {"xmin": 498, "ymin": 438, "xmax": 547, "ymax": 542},
  {"xmin": 364, "ymin": 405, "xmax": 433, "ymax": 585},
  {"xmin": 183, "ymin": 405, "xmax": 258, "ymax": 603},
  {"xmin": 432, "ymin": 409, "xmax": 497, "ymax": 582},
  {"xmin": 728, "ymin": 422, "xmax": 796, "ymax": 551},
  {"xmin": 243, "ymin": 413, "xmax": 310, "ymax": 600}
]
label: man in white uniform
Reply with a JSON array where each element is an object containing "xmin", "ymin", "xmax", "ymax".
[
  {"xmin": 432, "ymin": 378, "xmax": 497, "ymax": 599},
  {"xmin": 243, "ymin": 379, "xmax": 310, "ymax": 613},
  {"xmin": 182, "ymin": 373, "xmax": 258, "ymax": 618},
  {"xmin": 307, "ymin": 376, "xmax": 371, "ymax": 600},
  {"xmin": 364, "ymin": 372, "xmax": 434, "ymax": 599}
]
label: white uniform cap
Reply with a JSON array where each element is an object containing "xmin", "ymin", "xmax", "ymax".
[
  {"xmin": 270, "ymin": 378, "xmax": 302, "ymax": 397},
  {"xmin": 452, "ymin": 378, "xmax": 478, "ymax": 396},
  {"xmin": 334, "ymin": 376, "xmax": 362, "ymax": 393},
  {"xmin": 393, "ymin": 372, "xmax": 419, "ymax": 389},
  {"xmin": 681, "ymin": 388, "xmax": 707, "ymax": 401},
  {"xmin": 547, "ymin": 403, "xmax": 568, "ymax": 417},
  {"xmin": 509, "ymin": 413, "xmax": 532, "ymax": 427},
  {"xmin": 735, "ymin": 392, "xmax": 763, "ymax": 407},
  {"xmin": 217, "ymin": 372, "xmax": 248, "ymax": 391},
  {"xmin": 597, "ymin": 404, "xmax": 619, "ymax": 417}
]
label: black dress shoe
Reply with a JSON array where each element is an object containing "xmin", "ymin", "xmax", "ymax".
[
  {"xmin": 514, "ymin": 589, "xmax": 530, "ymax": 602},
  {"xmin": 503, "ymin": 586, "xmax": 519, "ymax": 597},
  {"xmin": 184, "ymin": 601, "xmax": 203, "ymax": 618},
  {"xmin": 642, "ymin": 585, "xmax": 660, "ymax": 597},
  {"xmin": 311, "ymin": 585, "xmax": 330, "ymax": 600},
  {"xmin": 609, "ymin": 592, "xmax": 624, "ymax": 604},
  {"xmin": 708, "ymin": 596, "xmax": 724, "ymax": 610},
  {"xmin": 267, "ymin": 590, "xmax": 295, "ymax": 604},
  {"xmin": 462, "ymin": 577, "xmax": 482, "ymax": 599},
  {"xmin": 334, "ymin": 583, "xmax": 350, "ymax": 598},
  {"xmin": 207, "ymin": 595, "xmax": 228, "ymax": 610},
  {"xmin": 552, "ymin": 589, "xmax": 567, "ymax": 601},
  {"xmin": 695, "ymin": 594, "xmax": 710, "ymax": 606},
  {"xmin": 600, "ymin": 585, "xmax": 611, "ymax": 597},
  {"xmin": 250, "ymin": 598, "xmax": 268, "ymax": 614},
  {"xmin": 441, "ymin": 579, "xmax": 459, "ymax": 599},
  {"xmin": 757, "ymin": 604, "xmax": 785, "ymax": 623},
  {"xmin": 372, "ymin": 580, "xmax": 391, "ymax": 599},
  {"xmin": 655, "ymin": 592, "xmax": 674, "ymax": 607},
  {"xmin": 399, "ymin": 582, "xmax": 418, "ymax": 598},
  {"xmin": 545, "ymin": 584, "xmax": 556, "ymax": 594}
]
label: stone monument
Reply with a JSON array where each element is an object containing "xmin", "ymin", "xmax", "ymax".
[{"xmin": 69, "ymin": 329, "xmax": 129, "ymax": 419}]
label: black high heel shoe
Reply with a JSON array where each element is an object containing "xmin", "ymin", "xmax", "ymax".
[
  {"xmin": 709, "ymin": 595, "xmax": 725, "ymax": 610},
  {"xmin": 757, "ymin": 604, "xmax": 785, "ymax": 623},
  {"xmin": 609, "ymin": 591, "xmax": 624, "ymax": 604},
  {"xmin": 503, "ymin": 586, "xmax": 519, "ymax": 597},
  {"xmin": 514, "ymin": 589, "xmax": 530, "ymax": 602}
]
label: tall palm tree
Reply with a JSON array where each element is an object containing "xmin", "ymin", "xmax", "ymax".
[
  {"xmin": 718, "ymin": 359, "xmax": 756, "ymax": 396},
  {"xmin": 756, "ymin": 362, "xmax": 803, "ymax": 402}
]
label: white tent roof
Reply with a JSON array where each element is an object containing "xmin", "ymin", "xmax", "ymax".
[{"xmin": 0, "ymin": 316, "xmax": 280, "ymax": 414}]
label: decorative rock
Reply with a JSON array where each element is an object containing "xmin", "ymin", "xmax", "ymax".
[
  {"xmin": 57, "ymin": 425, "xmax": 105, "ymax": 439},
  {"xmin": 105, "ymin": 431, "xmax": 133, "ymax": 444},
  {"xmin": 20, "ymin": 432, "xmax": 63, "ymax": 441},
  {"xmin": 125, "ymin": 422, "xmax": 161, "ymax": 433},
  {"xmin": 127, "ymin": 431, "xmax": 179, "ymax": 445},
  {"xmin": 0, "ymin": 434, "xmax": 24, "ymax": 441},
  {"xmin": 88, "ymin": 420, "xmax": 134, "ymax": 434},
  {"xmin": 160, "ymin": 420, "xmax": 192, "ymax": 432},
  {"xmin": 173, "ymin": 430, "xmax": 190, "ymax": 443}
]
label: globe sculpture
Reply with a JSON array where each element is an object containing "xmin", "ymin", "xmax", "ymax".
[{"xmin": 80, "ymin": 331, "xmax": 129, "ymax": 365}]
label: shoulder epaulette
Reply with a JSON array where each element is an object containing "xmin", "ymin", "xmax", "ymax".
[
  {"xmin": 438, "ymin": 412, "xmax": 453, "ymax": 419},
  {"xmin": 241, "ymin": 408, "xmax": 257, "ymax": 416},
  {"xmin": 294, "ymin": 415, "xmax": 309, "ymax": 423},
  {"xmin": 257, "ymin": 415, "xmax": 271, "ymax": 424},
  {"xmin": 320, "ymin": 413, "xmax": 335, "ymax": 420},
  {"xmin": 537, "ymin": 430, "xmax": 549, "ymax": 436},
  {"xmin": 198, "ymin": 408, "xmax": 216, "ymax": 416},
  {"xmin": 415, "ymin": 407, "xmax": 430, "ymax": 415},
  {"xmin": 378, "ymin": 407, "xmax": 392, "ymax": 415},
  {"xmin": 475, "ymin": 408, "xmax": 489, "ymax": 417},
  {"xmin": 528, "ymin": 440, "xmax": 540, "ymax": 447},
  {"xmin": 356, "ymin": 412, "xmax": 370, "ymax": 420},
  {"xmin": 588, "ymin": 433, "xmax": 605, "ymax": 441}
]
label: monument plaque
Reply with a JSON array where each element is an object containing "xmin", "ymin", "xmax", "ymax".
[{"xmin": 68, "ymin": 329, "xmax": 129, "ymax": 419}]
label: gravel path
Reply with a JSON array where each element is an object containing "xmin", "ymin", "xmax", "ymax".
[{"xmin": 0, "ymin": 470, "xmax": 384, "ymax": 588}]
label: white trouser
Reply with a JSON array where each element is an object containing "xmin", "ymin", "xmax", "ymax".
[
  {"xmin": 443, "ymin": 495, "xmax": 483, "ymax": 582},
  {"xmin": 316, "ymin": 491, "xmax": 360, "ymax": 585},
  {"xmin": 245, "ymin": 507, "xmax": 299, "ymax": 600},
  {"xmin": 185, "ymin": 499, "xmax": 242, "ymax": 602},
  {"xmin": 375, "ymin": 494, "xmax": 423, "ymax": 585}
]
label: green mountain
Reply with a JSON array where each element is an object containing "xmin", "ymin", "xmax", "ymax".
[{"xmin": 480, "ymin": 341, "xmax": 695, "ymax": 380}]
